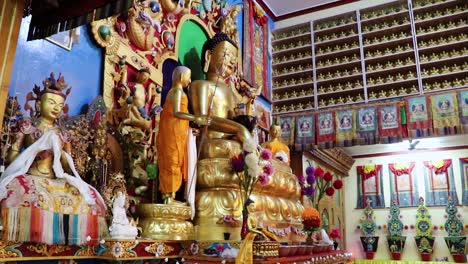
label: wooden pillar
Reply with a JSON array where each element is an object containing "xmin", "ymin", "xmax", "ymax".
[{"xmin": 0, "ymin": 0, "xmax": 24, "ymax": 131}]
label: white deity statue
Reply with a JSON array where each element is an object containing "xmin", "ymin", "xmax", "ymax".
[{"xmin": 109, "ymin": 191, "xmax": 138, "ymax": 239}]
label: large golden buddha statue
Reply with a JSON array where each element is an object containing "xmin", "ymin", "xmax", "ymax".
[
  {"xmin": 0, "ymin": 73, "xmax": 107, "ymax": 245},
  {"xmin": 191, "ymin": 34, "xmax": 304, "ymax": 242}
]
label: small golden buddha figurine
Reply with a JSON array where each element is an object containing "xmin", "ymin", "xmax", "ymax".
[
  {"xmin": 378, "ymin": 90, "xmax": 387, "ymax": 98},
  {"xmin": 392, "ymin": 20, "xmax": 399, "ymax": 26},
  {"xmin": 342, "ymin": 56, "xmax": 350, "ymax": 63},
  {"xmin": 437, "ymin": 24, "xmax": 446, "ymax": 31},
  {"xmin": 318, "ymin": 86, "xmax": 326, "ymax": 94},
  {"xmin": 425, "ymin": 84, "xmax": 432, "ymax": 91},
  {"xmin": 308, "ymin": 88, "xmax": 314, "ymax": 95},
  {"xmin": 407, "ymin": 71, "xmax": 416, "ymax": 79},
  {"xmin": 464, "ymin": 62, "xmax": 468, "ymax": 70},
  {"xmin": 366, "ymin": 51, "xmax": 374, "ymax": 58},
  {"xmin": 441, "ymin": 65, "xmax": 451, "ymax": 74},
  {"xmin": 430, "ymin": 67, "xmax": 440, "ymax": 75},
  {"xmin": 398, "ymin": 87, "xmax": 407, "ymax": 95},
  {"xmin": 355, "ymin": 80, "xmax": 362, "ymax": 87},
  {"xmin": 381, "ymin": 35, "xmax": 389, "ymax": 42},
  {"xmin": 343, "ymin": 69, "xmax": 350, "ymax": 76},
  {"xmin": 297, "ymin": 103, "xmax": 304, "ymax": 110},
  {"xmin": 389, "ymin": 89, "xmax": 397, "ymax": 96},
  {"xmin": 334, "ymin": 58, "xmax": 341, "ymax": 65},
  {"xmin": 345, "ymin": 82, "xmax": 353, "ymax": 90},
  {"xmin": 434, "ymin": 10, "xmax": 442, "ymax": 17},
  {"xmin": 385, "ymin": 48, "xmax": 392, "ymax": 55},
  {"xmin": 405, "ymin": 57, "xmax": 413, "ymax": 65},
  {"xmin": 421, "ymin": 69, "xmax": 430, "ymax": 77},
  {"xmin": 289, "ymin": 54, "xmax": 296, "ymax": 60},
  {"xmin": 381, "ymin": 22, "xmax": 389, "ymax": 29},
  {"xmin": 325, "ymin": 46, "xmax": 332, "ymax": 53},
  {"xmin": 438, "ymin": 36, "xmax": 448, "ymax": 44},
  {"xmin": 291, "ymin": 90, "xmax": 298, "ymax": 98},
  {"xmin": 330, "ymin": 21, "xmax": 337, "ymax": 27},
  {"xmin": 281, "ymin": 105, "xmax": 288, "ymax": 112},
  {"xmin": 398, "ymin": 32, "xmax": 406, "ymax": 38},
  {"xmin": 337, "ymin": 96, "xmax": 345, "ymax": 104},
  {"xmin": 334, "ymin": 45, "xmax": 341, "ymax": 51},
  {"xmin": 427, "ymin": 26, "xmax": 435, "ymax": 32},
  {"xmin": 395, "ymin": 73, "xmax": 404, "ymax": 80},
  {"xmin": 364, "ymin": 39, "xmax": 372, "ymax": 45},
  {"xmin": 306, "ymin": 101, "xmax": 314, "ymax": 109},
  {"xmin": 420, "ymin": 54, "xmax": 429, "ymax": 62},
  {"xmin": 330, "ymin": 33, "xmax": 337, "ymax": 40},
  {"xmin": 386, "ymin": 75, "xmax": 394, "ymax": 82},
  {"xmin": 442, "ymin": 80, "xmax": 451, "ymax": 88},
  {"xmin": 372, "ymin": 37, "xmax": 380, "ymax": 43},
  {"xmin": 432, "ymin": 81, "xmax": 441, "ymax": 89},
  {"xmin": 395, "ymin": 59, "xmax": 404, "ymax": 66},
  {"xmin": 342, "ymin": 43, "xmax": 350, "ymax": 50},
  {"xmin": 419, "ymin": 40, "xmax": 427, "ymax": 48},
  {"xmin": 327, "ymin": 86, "xmax": 334, "ymax": 93},
  {"xmin": 453, "ymin": 78, "xmax": 462, "ymax": 87},
  {"xmin": 353, "ymin": 67, "xmax": 361, "ymax": 74},
  {"xmin": 367, "ymin": 65, "xmax": 374, "ymax": 72},
  {"xmin": 323, "ymin": 35, "xmax": 330, "ymax": 41},
  {"xmin": 298, "ymin": 77, "xmax": 304, "ymax": 84},
  {"xmin": 297, "ymin": 40, "xmax": 304, "ymax": 46},
  {"xmin": 335, "ymin": 70, "xmax": 343, "ymax": 77},
  {"xmin": 325, "ymin": 72, "xmax": 333, "ymax": 79},
  {"xmin": 281, "ymin": 68, "xmax": 288, "ymax": 74},
  {"xmin": 297, "ymin": 65, "xmax": 303, "ymax": 71},
  {"xmin": 318, "ymin": 73, "xmax": 325, "ymax": 80},
  {"xmin": 336, "ymin": 83, "xmax": 344, "ymax": 91},
  {"xmin": 449, "ymin": 49, "xmax": 460, "ymax": 57},
  {"xmin": 282, "ymin": 79, "xmax": 288, "ymax": 87},
  {"xmin": 328, "ymin": 98, "xmax": 336, "ymax": 105},
  {"xmin": 375, "ymin": 63, "xmax": 383, "ymax": 70},
  {"xmin": 395, "ymin": 45, "xmax": 404, "ymax": 52},
  {"xmin": 325, "ymin": 59, "xmax": 332, "ymax": 66},
  {"xmin": 289, "ymin": 66, "xmax": 296, "ymax": 72},
  {"xmin": 404, "ymin": 44, "xmax": 412, "ymax": 51},
  {"xmin": 351, "ymin": 54, "xmax": 358, "ymax": 61},
  {"xmin": 290, "ymin": 78, "xmax": 297, "ymax": 85},
  {"xmin": 464, "ymin": 77, "xmax": 468, "ymax": 86},
  {"xmin": 283, "ymin": 92, "xmax": 290, "ymax": 99},
  {"xmin": 374, "ymin": 50, "xmax": 383, "ymax": 57},
  {"xmin": 368, "ymin": 77, "xmax": 375, "ymax": 85},
  {"xmin": 346, "ymin": 95, "xmax": 354, "ymax": 103},
  {"xmin": 452, "ymin": 64, "xmax": 461, "ymax": 71},
  {"xmin": 447, "ymin": 21, "xmax": 456, "ymax": 29},
  {"xmin": 415, "ymin": 14, "xmax": 422, "ymax": 21},
  {"xmin": 288, "ymin": 42, "xmax": 295, "ymax": 49},
  {"xmin": 317, "ymin": 48, "xmax": 324, "ymax": 54},
  {"xmin": 410, "ymin": 85, "xmax": 419, "ymax": 93},
  {"xmin": 300, "ymin": 89, "xmax": 307, "ymax": 96},
  {"xmin": 428, "ymin": 39, "xmax": 436, "ymax": 46},
  {"xmin": 355, "ymin": 94, "xmax": 364, "ymax": 102},
  {"xmin": 288, "ymin": 104, "xmax": 295, "ymax": 111},
  {"xmin": 351, "ymin": 41, "xmax": 358, "ymax": 48},
  {"xmin": 319, "ymin": 98, "xmax": 327, "ymax": 107},
  {"xmin": 386, "ymin": 61, "xmax": 394, "ymax": 68},
  {"xmin": 377, "ymin": 77, "xmax": 385, "ymax": 84}
]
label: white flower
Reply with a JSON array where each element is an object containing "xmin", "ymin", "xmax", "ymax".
[
  {"xmin": 245, "ymin": 153, "xmax": 259, "ymax": 168},
  {"xmin": 248, "ymin": 166, "xmax": 261, "ymax": 178},
  {"xmin": 275, "ymin": 151, "xmax": 289, "ymax": 163},
  {"xmin": 242, "ymin": 138, "xmax": 257, "ymax": 153}
]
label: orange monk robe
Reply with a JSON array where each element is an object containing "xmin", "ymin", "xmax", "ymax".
[
  {"xmin": 156, "ymin": 94, "xmax": 189, "ymax": 194},
  {"xmin": 262, "ymin": 140, "xmax": 290, "ymax": 165}
]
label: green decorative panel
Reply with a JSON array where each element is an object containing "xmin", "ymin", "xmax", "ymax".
[{"xmin": 178, "ymin": 21, "xmax": 209, "ymax": 81}]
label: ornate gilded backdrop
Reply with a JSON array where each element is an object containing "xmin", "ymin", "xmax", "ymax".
[{"xmin": 90, "ymin": 0, "xmax": 244, "ymax": 195}]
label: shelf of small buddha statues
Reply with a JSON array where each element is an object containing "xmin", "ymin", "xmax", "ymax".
[
  {"xmin": 273, "ymin": 79, "xmax": 314, "ymax": 92},
  {"xmin": 273, "ymin": 54, "xmax": 313, "ymax": 68},
  {"xmin": 317, "ymin": 92, "xmax": 365, "ymax": 110},
  {"xmin": 272, "ymin": 102, "xmax": 315, "ymax": 115},
  {"xmin": 183, "ymin": 250, "xmax": 351, "ymax": 264},
  {"xmin": 413, "ymin": 0, "xmax": 461, "ymax": 11},
  {"xmin": 273, "ymin": 89, "xmax": 314, "ymax": 103},
  {"xmin": 272, "ymin": 43, "xmax": 312, "ymax": 56},
  {"xmin": 367, "ymin": 89, "xmax": 419, "ymax": 103},
  {"xmin": 316, "ymin": 55, "xmax": 361, "ymax": 71}
]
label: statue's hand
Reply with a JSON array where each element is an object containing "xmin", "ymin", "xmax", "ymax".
[{"xmin": 194, "ymin": 116, "xmax": 212, "ymax": 126}]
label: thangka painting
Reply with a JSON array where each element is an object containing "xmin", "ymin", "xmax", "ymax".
[
  {"xmin": 356, "ymin": 107, "xmax": 378, "ymax": 145},
  {"xmin": 244, "ymin": 0, "xmax": 269, "ymax": 99},
  {"xmin": 458, "ymin": 90, "xmax": 468, "ymax": 133},
  {"xmin": 316, "ymin": 112, "xmax": 334, "ymax": 149},
  {"xmin": 406, "ymin": 96, "xmax": 432, "ymax": 138},
  {"xmin": 389, "ymin": 162, "xmax": 419, "ymax": 207},
  {"xmin": 357, "ymin": 164, "xmax": 385, "ymax": 209},
  {"xmin": 335, "ymin": 109, "xmax": 355, "ymax": 147},
  {"xmin": 278, "ymin": 116, "xmax": 295, "ymax": 148},
  {"xmin": 294, "ymin": 115, "xmax": 314, "ymax": 151},
  {"xmin": 423, "ymin": 159, "xmax": 459, "ymax": 206},
  {"xmin": 459, "ymin": 158, "xmax": 468, "ymax": 205},
  {"xmin": 254, "ymin": 97, "xmax": 271, "ymax": 130},
  {"xmin": 378, "ymin": 104, "xmax": 402, "ymax": 144},
  {"xmin": 430, "ymin": 92, "xmax": 460, "ymax": 136}
]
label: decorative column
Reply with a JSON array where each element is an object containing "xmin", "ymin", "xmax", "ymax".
[
  {"xmin": 414, "ymin": 197, "xmax": 435, "ymax": 261},
  {"xmin": 359, "ymin": 198, "xmax": 379, "ymax": 259},
  {"xmin": 387, "ymin": 199, "xmax": 406, "ymax": 260},
  {"xmin": 443, "ymin": 197, "xmax": 466, "ymax": 263}
]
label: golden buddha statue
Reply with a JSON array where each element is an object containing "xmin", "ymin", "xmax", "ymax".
[
  {"xmin": 189, "ymin": 33, "xmax": 254, "ymax": 144},
  {"xmin": 122, "ymin": 68, "xmax": 152, "ymax": 132},
  {"xmin": 1, "ymin": 73, "xmax": 107, "ymax": 245},
  {"xmin": 157, "ymin": 66, "xmax": 211, "ymax": 204},
  {"xmin": 193, "ymin": 33, "xmax": 303, "ymax": 241}
]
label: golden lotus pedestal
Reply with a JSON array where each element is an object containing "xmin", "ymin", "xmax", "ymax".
[{"xmin": 136, "ymin": 203, "xmax": 194, "ymax": 240}]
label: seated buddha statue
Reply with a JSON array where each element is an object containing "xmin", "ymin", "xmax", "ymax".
[
  {"xmin": 262, "ymin": 125, "xmax": 290, "ymax": 165},
  {"xmin": 188, "ymin": 32, "xmax": 254, "ymax": 145},
  {"xmin": 0, "ymin": 73, "xmax": 107, "ymax": 245}
]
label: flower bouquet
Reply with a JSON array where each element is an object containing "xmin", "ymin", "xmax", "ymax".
[
  {"xmin": 302, "ymin": 207, "xmax": 321, "ymax": 245},
  {"xmin": 230, "ymin": 138, "xmax": 274, "ymax": 239},
  {"xmin": 298, "ymin": 162, "xmax": 343, "ymax": 209}
]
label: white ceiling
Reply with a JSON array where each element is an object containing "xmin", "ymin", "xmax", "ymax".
[{"xmin": 262, "ymin": 0, "xmax": 343, "ymax": 17}]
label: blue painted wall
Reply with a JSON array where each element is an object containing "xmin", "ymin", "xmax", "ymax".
[{"xmin": 8, "ymin": 16, "xmax": 103, "ymax": 117}]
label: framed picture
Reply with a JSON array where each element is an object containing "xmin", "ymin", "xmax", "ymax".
[
  {"xmin": 46, "ymin": 30, "xmax": 73, "ymax": 50},
  {"xmin": 254, "ymin": 96, "xmax": 271, "ymax": 130}
]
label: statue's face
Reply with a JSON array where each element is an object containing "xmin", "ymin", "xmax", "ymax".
[
  {"xmin": 208, "ymin": 41, "xmax": 238, "ymax": 77},
  {"xmin": 38, "ymin": 92, "xmax": 65, "ymax": 120},
  {"xmin": 270, "ymin": 125, "xmax": 281, "ymax": 138}
]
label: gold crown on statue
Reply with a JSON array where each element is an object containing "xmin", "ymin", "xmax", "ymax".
[{"xmin": 33, "ymin": 72, "xmax": 71, "ymax": 99}]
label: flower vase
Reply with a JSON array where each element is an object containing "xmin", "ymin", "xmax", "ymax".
[{"xmin": 241, "ymin": 210, "xmax": 249, "ymax": 240}]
